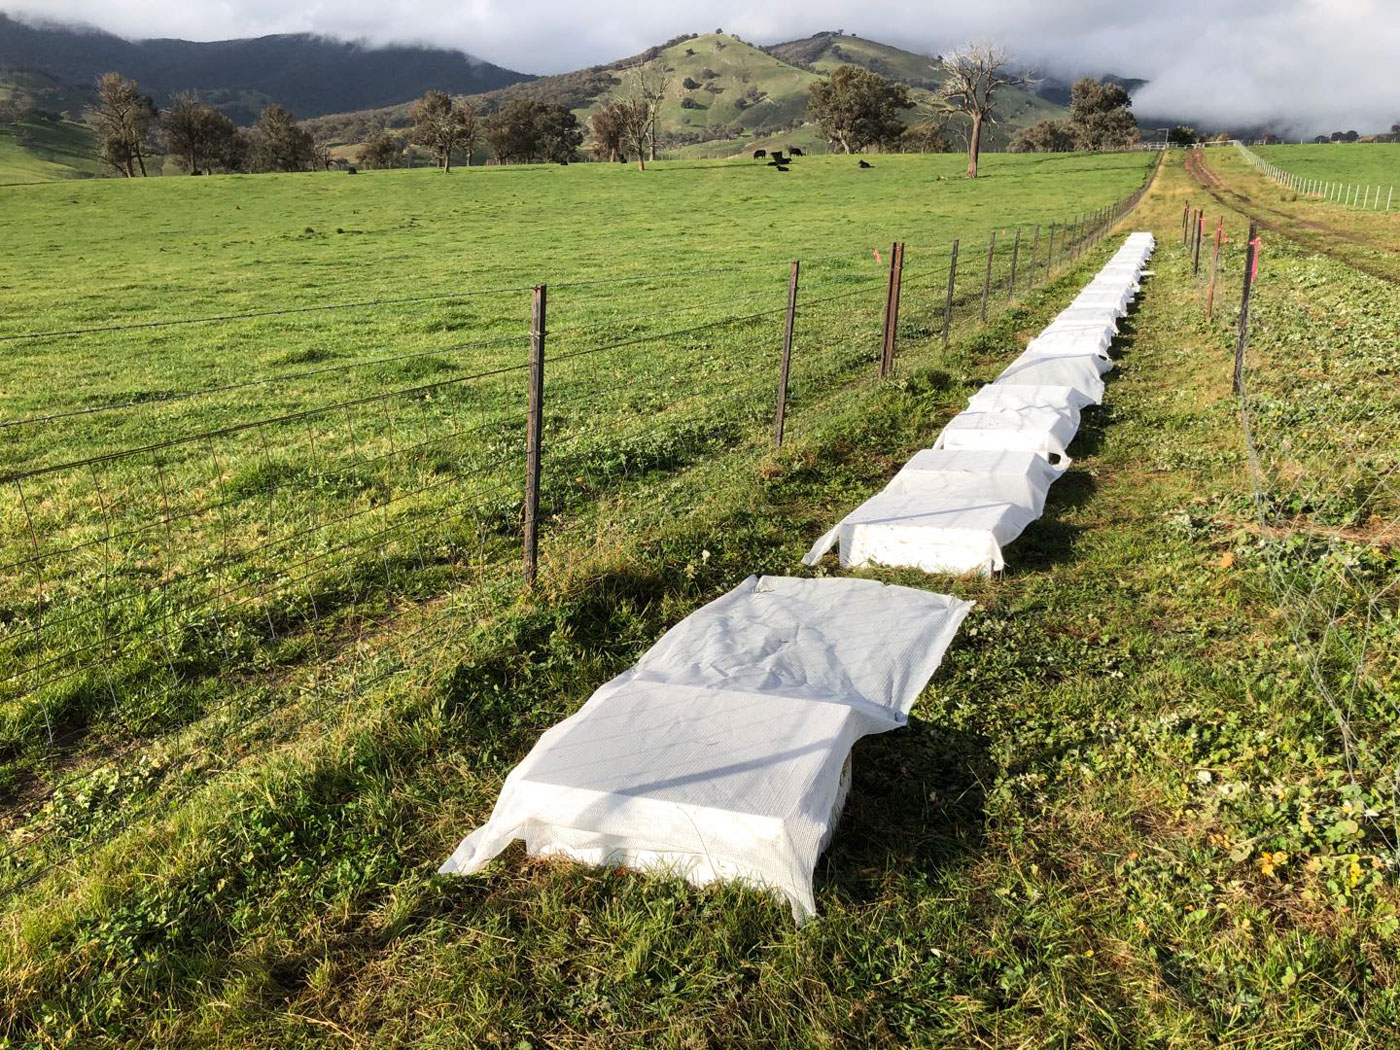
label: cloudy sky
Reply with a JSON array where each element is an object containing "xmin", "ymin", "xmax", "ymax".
[{"xmin": 11, "ymin": 0, "xmax": 1400, "ymax": 133}]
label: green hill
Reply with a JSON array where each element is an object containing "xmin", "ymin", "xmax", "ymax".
[
  {"xmin": 308, "ymin": 31, "xmax": 1072, "ymax": 159},
  {"xmin": 0, "ymin": 67, "xmax": 102, "ymax": 183},
  {"xmin": 765, "ymin": 32, "xmax": 1067, "ymax": 149},
  {"xmin": 0, "ymin": 117, "xmax": 101, "ymax": 183}
]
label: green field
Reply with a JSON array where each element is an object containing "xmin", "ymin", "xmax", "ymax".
[
  {"xmin": 1252, "ymin": 142, "xmax": 1400, "ymax": 196},
  {"xmin": 3, "ymin": 148, "xmax": 1398, "ymax": 1046},
  {"xmin": 0, "ymin": 118, "xmax": 102, "ymax": 184}
]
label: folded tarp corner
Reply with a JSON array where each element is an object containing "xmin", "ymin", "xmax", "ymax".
[{"xmin": 440, "ymin": 575, "xmax": 972, "ymax": 922}]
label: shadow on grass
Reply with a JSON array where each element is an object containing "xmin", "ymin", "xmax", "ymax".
[{"xmin": 819, "ymin": 716, "xmax": 992, "ymax": 906}]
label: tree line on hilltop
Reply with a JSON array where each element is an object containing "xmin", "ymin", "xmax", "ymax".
[
  {"xmin": 87, "ymin": 39, "xmax": 1145, "ymax": 180},
  {"xmin": 87, "ymin": 72, "xmax": 589, "ymax": 176},
  {"xmin": 803, "ymin": 43, "xmax": 1141, "ymax": 177}
]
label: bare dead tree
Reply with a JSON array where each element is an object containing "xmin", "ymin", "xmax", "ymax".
[
  {"xmin": 615, "ymin": 69, "xmax": 661, "ymax": 171},
  {"xmin": 935, "ymin": 42, "xmax": 1028, "ymax": 178},
  {"xmin": 613, "ymin": 97, "xmax": 651, "ymax": 172},
  {"xmin": 637, "ymin": 67, "xmax": 671, "ymax": 162}
]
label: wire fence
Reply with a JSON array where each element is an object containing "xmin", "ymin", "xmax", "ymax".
[
  {"xmin": 1233, "ymin": 141, "xmax": 1396, "ymax": 212},
  {"xmin": 1176, "ymin": 194, "xmax": 1400, "ymax": 858},
  {"xmin": 0, "ymin": 162, "xmax": 1159, "ymax": 902}
]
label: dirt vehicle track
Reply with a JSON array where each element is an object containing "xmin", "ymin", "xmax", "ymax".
[{"xmin": 1185, "ymin": 147, "xmax": 1399, "ymax": 284}]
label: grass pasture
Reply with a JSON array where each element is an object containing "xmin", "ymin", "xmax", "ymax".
[
  {"xmin": 2, "ymin": 148, "xmax": 1398, "ymax": 1047},
  {"xmin": 1252, "ymin": 142, "xmax": 1400, "ymax": 196},
  {"xmin": 0, "ymin": 148, "xmax": 1155, "ymax": 899}
]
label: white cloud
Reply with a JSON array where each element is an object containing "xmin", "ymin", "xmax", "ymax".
[{"xmin": 9, "ymin": 0, "xmax": 1400, "ymax": 133}]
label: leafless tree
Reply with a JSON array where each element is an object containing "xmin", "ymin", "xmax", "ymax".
[
  {"xmin": 615, "ymin": 68, "xmax": 663, "ymax": 170},
  {"xmin": 90, "ymin": 72, "xmax": 157, "ymax": 177},
  {"xmin": 613, "ymin": 97, "xmax": 651, "ymax": 171},
  {"xmin": 635, "ymin": 67, "xmax": 671, "ymax": 161},
  {"xmin": 934, "ymin": 43, "xmax": 1028, "ymax": 178}
]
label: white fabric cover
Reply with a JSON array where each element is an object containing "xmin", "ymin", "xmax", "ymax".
[
  {"xmin": 1071, "ymin": 288, "xmax": 1133, "ymax": 315},
  {"xmin": 439, "ymin": 575, "xmax": 972, "ymax": 922},
  {"xmin": 1050, "ymin": 305, "xmax": 1120, "ymax": 332},
  {"xmin": 934, "ymin": 407, "xmax": 1078, "ymax": 465},
  {"xmin": 997, "ymin": 352, "xmax": 1109, "ymax": 403},
  {"xmin": 801, "ymin": 449, "xmax": 1062, "ymax": 575},
  {"xmin": 932, "ymin": 383, "xmax": 1091, "ymax": 464},
  {"xmin": 1025, "ymin": 327, "xmax": 1115, "ymax": 360}
]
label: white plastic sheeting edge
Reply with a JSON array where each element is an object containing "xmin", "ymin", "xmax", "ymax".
[
  {"xmin": 801, "ymin": 450, "xmax": 1063, "ymax": 575},
  {"xmin": 439, "ymin": 575, "xmax": 973, "ymax": 923}
]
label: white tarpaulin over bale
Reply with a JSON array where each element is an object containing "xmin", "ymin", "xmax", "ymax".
[
  {"xmin": 801, "ymin": 449, "xmax": 1062, "ymax": 575},
  {"xmin": 439, "ymin": 575, "xmax": 972, "ymax": 922},
  {"xmin": 996, "ymin": 352, "xmax": 1109, "ymax": 404},
  {"xmin": 1026, "ymin": 320, "xmax": 1117, "ymax": 358},
  {"xmin": 1050, "ymin": 305, "xmax": 1121, "ymax": 332},
  {"xmin": 933, "ymin": 384, "xmax": 1093, "ymax": 465}
]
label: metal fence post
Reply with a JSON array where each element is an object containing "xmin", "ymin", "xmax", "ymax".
[
  {"xmin": 1233, "ymin": 223, "xmax": 1258, "ymax": 395},
  {"xmin": 523, "ymin": 284, "xmax": 546, "ymax": 588},
  {"xmin": 1206, "ymin": 216, "xmax": 1223, "ymax": 319},
  {"xmin": 773, "ymin": 260, "xmax": 800, "ymax": 446},
  {"xmin": 1029, "ymin": 225, "xmax": 1040, "ymax": 291},
  {"xmin": 880, "ymin": 243, "xmax": 904, "ymax": 376},
  {"xmin": 1008, "ymin": 227, "xmax": 1020, "ymax": 299},
  {"xmin": 980, "ymin": 231, "xmax": 996, "ymax": 322},
  {"xmin": 941, "ymin": 239, "xmax": 959, "ymax": 347}
]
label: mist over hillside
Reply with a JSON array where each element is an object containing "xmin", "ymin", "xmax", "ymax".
[{"xmin": 0, "ymin": 12, "xmax": 532, "ymax": 122}]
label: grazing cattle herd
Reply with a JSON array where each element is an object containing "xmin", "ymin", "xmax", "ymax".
[{"xmin": 748, "ymin": 145, "xmax": 859, "ymax": 171}]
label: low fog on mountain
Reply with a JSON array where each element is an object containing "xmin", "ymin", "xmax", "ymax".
[{"xmin": 11, "ymin": 0, "xmax": 1399, "ymax": 135}]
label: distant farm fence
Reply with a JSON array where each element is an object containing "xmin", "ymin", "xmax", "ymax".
[
  {"xmin": 0, "ymin": 165, "xmax": 1157, "ymax": 901},
  {"xmin": 1233, "ymin": 141, "xmax": 1396, "ymax": 212},
  {"xmin": 1178, "ymin": 194, "xmax": 1400, "ymax": 855}
]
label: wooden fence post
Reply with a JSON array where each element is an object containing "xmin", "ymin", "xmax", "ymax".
[
  {"xmin": 941, "ymin": 239, "xmax": 959, "ymax": 347},
  {"xmin": 523, "ymin": 284, "xmax": 546, "ymax": 588},
  {"xmin": 1233, "ymin": 222, "xmax": 1258, "ymax": 395},
  {"xmin": 774, "ymin": 260, "xmax": 800, "ymax": 445},
  {"xmin": 980, "ymin": 231, "xmax": 996, "ymax": 322},
  {"xmin": 1045, "ymin": 224, "xmax": 1056, "ymax": 280},
  {"xmin": 880, "ymin": 243, "xmax": 904, "ymax": 376},
  {"xmin": 1192, "ymin": 209, "xmax": 1203, "ymax": 276}
]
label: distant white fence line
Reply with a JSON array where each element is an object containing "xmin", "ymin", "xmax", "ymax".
[{"xmin": 1233, "ymin": 141, "xmax": 1395, "ymax": 212}]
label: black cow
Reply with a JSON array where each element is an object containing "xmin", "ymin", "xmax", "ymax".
[
  {"xmin": 858, "ymin": 159, "xmax": 873, "ymax": 168},
  {"xmin": 347, "ymin": 166, "xmax": 358, "ymax": 175},
  {"xmin": 769, "ymin": 151, "xmax": 787, "ymax": 164},
  {"xmin": 753, "ymin": 149, "xmax": 767, "ymax": 159},
  {"xmin": 773, "ymin": 164, "xmax": 790, "ymax": 172},
  {"xmin": 789, "ymin": 147, "xmax": 804, "ymax": 157}
]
